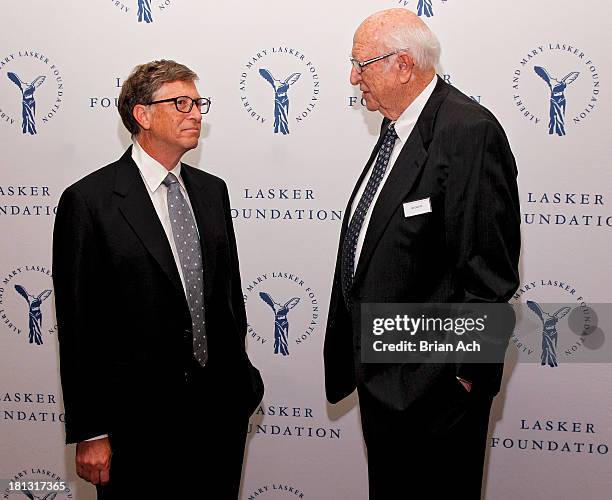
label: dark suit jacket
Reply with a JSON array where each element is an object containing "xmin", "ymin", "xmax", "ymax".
[
  {"xmin": 324, "ymin": 77, "xmax": 520, "ymax": 424},
  {"xmin": 53, "ymin": 147, "xmax": 263, "ymax": 445}
]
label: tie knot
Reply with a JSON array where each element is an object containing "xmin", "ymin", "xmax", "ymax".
[
  {"xmin": 386, "ymin": 123, "xmax": 398, "ymax": 140},
  {"xmin": 162, "ymin": 172, "xmax": 179, "ymax": 189}
]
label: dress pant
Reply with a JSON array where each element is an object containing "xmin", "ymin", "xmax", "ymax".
[
  {"xmin": 358, "ymin": 372, "xmax": 494, "ymax": 500},
  {"xmin": 97, "ymin": 361, "xmax": 249, "ymax": 499}
]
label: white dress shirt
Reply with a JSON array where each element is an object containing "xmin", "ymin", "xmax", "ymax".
[
  {"xmin": 349, "ymin": 75, "xmax": 437, "ymax": 273},
  {"xmin": 346, "ymin": 77, "xmax": 471, "ymax": 390},
  {"xmin": 131, "ymin": 138, "xmax": 199, "ymax": 294},
  {"xmin": 85, "ymin": 140, "xmax": 196, "ymax": 442}
]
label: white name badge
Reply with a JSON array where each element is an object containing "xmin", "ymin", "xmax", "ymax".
[{"xmin": 403, "ymin": 198, "xmax": 432, "ymax": 217}]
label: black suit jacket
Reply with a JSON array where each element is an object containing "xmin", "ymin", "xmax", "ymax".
[
  {"xmin": 324, "ymin": 78, "xmax": 520, "ymax": 419},
  {"xmin": 53, "ymin": 147, "xmax": 263, "ymax": 444}
]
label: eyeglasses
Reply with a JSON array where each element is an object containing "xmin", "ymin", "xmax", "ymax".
[
  {"xmin": 350, "ymin": 50, "xmax": 404, "ymax": 74},
  {"xmin": 146, "ymin": 96, "xmax": 211, "ymax": 114}
]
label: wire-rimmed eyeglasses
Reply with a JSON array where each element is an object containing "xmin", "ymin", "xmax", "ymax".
[{"xmin": 350, "ymin": 50, "xmax": 404, "ymax": 74}]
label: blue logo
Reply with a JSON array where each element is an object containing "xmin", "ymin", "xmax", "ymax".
[
  {"xmin": 14, "ymin": 286, "xmax": 52, "ymax": 346},
  {"xmin": 526, "ymin": 301, "xmax": 570, "ymax": 367},
  {"xmin": 511, "ymin": 279, "xmax": 598, "ymax": 366},
  {"xmin": 0, "ymin": 51, "xmax": 64, "ymax": 135},
  {"xmin": 534, "ymin": 66, "xmax": 580, "ymax": 136},
  {"xmin": 259, "ymin": 69, "xmax": 301, "ymax": 134},
  {"xmin": 243, "ymin": 272, "xmax": 319, "ymax": 357},
  {"xmin": 239, "ymin": 47, "xmax": 320, "ymax": 135},
  {"xmin": 7, "ymin": 73, "xmax": 45, "ymax": 135},
  {"xmin": 0, "ymin": 265, "xmax": 56, "ymax": 346},
  {"xmin": 512, "ymin": 44, "xmax": 600, "ymax": 136},
  {"xmin": 3, "ymin": 468, "xmax": 72, "ymax": 499},
  {"xmin": 418, "ymin": 0, "xmax": 434, "ymax": 17},
  {"xmin": 106, "ymin": 0, "xmax": 176, "ymax": 23},
  {"xmin": 259, "ymin": 293, "xmax": 300, "ymax": 355},
  {"xmin": 137, "ymin": 0, "xmax": 153, "ymax": 23},
  {"xmin": 397, "ymin": 0, "xmax": 448, "ymax": 17}
]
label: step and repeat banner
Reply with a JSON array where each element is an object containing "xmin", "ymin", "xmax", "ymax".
[{"xmin": 1, "ymin": 1, "xmax": 611, "ymax": 498}]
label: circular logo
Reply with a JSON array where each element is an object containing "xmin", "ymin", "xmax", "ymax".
[
  {"xmin": 511, "ymin": 279, "xmax": 601, "ymax": 366},
  {"xmin": 0, "ymin": 51, "xmax": 64, "ymax": 135},
  {"xmin": 105, "ymin": 0, "xmax": 176, "ymax": 23},
  {"xmin": 244, "ymin": 483, "xmax": 306, "ymax": 498},
  {"xmin": 512, "ymin": 43, "xmax": 600, "ymax": 136},
  {"xmin": 239, "ymin": 47, "xmax": 320, "ymax": 135},
  {"xmin": 395, "ymin": 0, "xmax": 448, "ymax": 18},
  {"xmin": 0, "ymin": 265, "xmax": 55, "ymax": 346},
  {"xmin": 3, "ymin": 468, "xmax": 73, "ymax": 499},
  {"xmin": 243, "ymin": 272, "xmax": 319, "ymax": 357}
]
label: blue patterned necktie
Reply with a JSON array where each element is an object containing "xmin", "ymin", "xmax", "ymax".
[
  {"xmin": 163, "ymin": 172, "xmax": 208, "ymax": 367},
  {"xmin": 341, "ymin": 124, "xmax": 398, "ymax": 306}
]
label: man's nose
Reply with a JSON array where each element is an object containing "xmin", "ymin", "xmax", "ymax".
[
  {"xmin": 189, "ymin": 105, "xmax": 202, "ymax": 121},
  {"xmin": 350, "ymin": 66, "xmax": 361, "ymax": 86}
]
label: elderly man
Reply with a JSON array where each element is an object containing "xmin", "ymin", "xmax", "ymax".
[
  {"xmin": 53, "ymin": 60, "xmax": 263, "ymax": 498},
  {"xmin": 324, "ymin": 9, "xmax": 520, "ymax": 499}
]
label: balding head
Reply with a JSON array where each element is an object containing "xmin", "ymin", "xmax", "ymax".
[
  {"xmin": 355, "ymin": 8, "xmax": 440, "ymax": 71},
  {"xmin": 350, "ymin": 8, "xmax": 439, "ymax": 120}
]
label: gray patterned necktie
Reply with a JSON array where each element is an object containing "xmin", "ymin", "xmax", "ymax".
[
  {"xmin": 163, "ymin": 172, "xmax": 208, "ymax": 367},
  {"xmin": 341, "ymin": 124, "xmax": 398, "ymax": 307}
]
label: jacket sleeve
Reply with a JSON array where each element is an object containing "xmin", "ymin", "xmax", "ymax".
[
  {"xmin": 444, "ymin": 117, "xmax": 521, "ymax": 394},
  {"xmin": 221, "ymin": 182, "xmax": 248, "ymax": 341},
  {"xmin": 53, "ymin": 186, "xmax": 109, "ymax": 443},
  {"xmin": 221, "ymin": 181, "xmax": 264, "ymax": 414}
]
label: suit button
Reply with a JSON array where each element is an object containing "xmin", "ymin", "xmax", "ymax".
[
  {"xmin": 184, "ymin": 329, "xmax": 191, "ymax": 339},
  {"xmin": 184, "ymin": 371, "xmax": 189, "ymax": 383}
]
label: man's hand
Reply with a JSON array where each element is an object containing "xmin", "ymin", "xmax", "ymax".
[{"xmin": 76, "ymin": 437, "xmax": 112, "ymax": 485}]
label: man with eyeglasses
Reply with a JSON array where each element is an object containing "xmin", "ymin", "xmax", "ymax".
[
  {"xmin": 324, "ymin": 9, "xmax": 520, "ymax": 499},
  {"xmin": 53, "ymin": 59, "xmax": 263, "ymax": 498}
]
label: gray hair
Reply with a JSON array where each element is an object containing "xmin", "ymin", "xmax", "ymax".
[
  {"xmin": 118, "ymin": 60, "xmax": 198, "ymax": 135},
  {"xmin": 384, "ymin": 22, "xmax": 440, "ymax": 70}
]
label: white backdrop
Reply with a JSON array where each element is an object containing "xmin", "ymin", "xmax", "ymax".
[{"xmin": 1, "ymin": 1, "xmax": 611, "ymax": 499}]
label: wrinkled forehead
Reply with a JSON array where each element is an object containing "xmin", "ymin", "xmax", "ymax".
[{"xmin": 352, "ymin": 21, "xmax": 387, "ymax": 56}]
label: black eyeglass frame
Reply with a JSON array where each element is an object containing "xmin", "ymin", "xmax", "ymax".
[{"xmin": 146, "ymin": 96, "xmax": 211, "ymax": 114}]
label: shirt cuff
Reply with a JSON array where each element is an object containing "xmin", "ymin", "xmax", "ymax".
[{"xmin": 85, "ymin": 434, "xmax": 108, "ymax": 441}]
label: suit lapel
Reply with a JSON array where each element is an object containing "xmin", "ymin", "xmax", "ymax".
[
  {"xmin": 352, "ymin": 76, "xmax": 450, "ymax": 288},
  {"xmin": 181, "ymin": 165, "xmax": 217, "ymax": 303},
  {"xmin": 113, "ymin": 148, "xmax": 185, "ymax": 298}
]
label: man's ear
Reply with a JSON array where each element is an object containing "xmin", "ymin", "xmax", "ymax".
[
  {"xmin": 133, "ymin": 104, "xmax": 151, "ymax": 131},
  {"xmin": 397, "ymin": 53, "xmax": 414, "ymax": 84}
]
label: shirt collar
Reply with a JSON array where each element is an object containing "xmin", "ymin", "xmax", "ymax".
[
  {"xmin": 131, "ymin": 139, "xmax": 184, "ymax": 193},
  {"xmin": 392, "ymin": 75, "xmax": 438, "ymax": 144}
]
